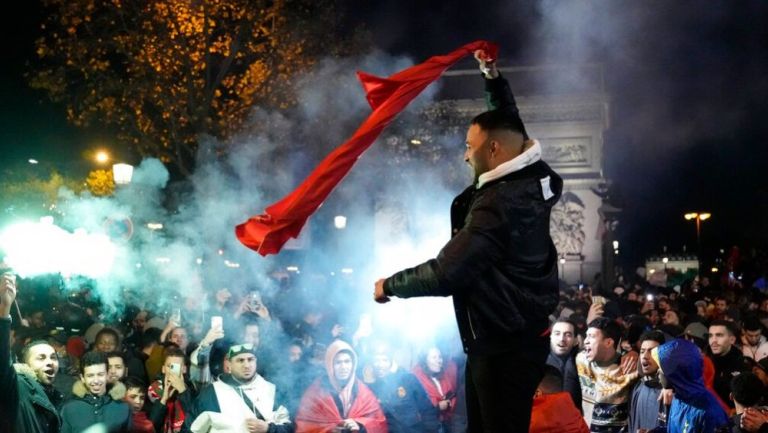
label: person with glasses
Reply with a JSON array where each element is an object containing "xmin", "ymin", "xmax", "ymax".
[{"xmin": 189, "ymin": 343, "xmax": 292, "ymax": 433}]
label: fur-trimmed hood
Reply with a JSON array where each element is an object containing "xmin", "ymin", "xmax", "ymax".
[
  {"xmin": 13, "ymin": 363, "xmax": 38, "ymax": 381},
  {"xmin": 72, "ymin": 378, "xmax": 127, "ymax": 400}
]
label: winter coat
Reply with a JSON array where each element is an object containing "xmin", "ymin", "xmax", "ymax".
[
  {"xmin": 0, "ymin": 317, "xmax": 63, "ymax": 433},
  {"xmin": 654, "ymin": 339, "xmax": 729, "ymax": 433},
  {"xmin": 709, "ymin": 347, "xmax": 746, "ymax": 408},
  {"xmin": 384, "ymin": 76, "xmax": 562, "ymax": 355},
  {"xmin": 60, "ymin": 380, "xmax": 131, "ymax": 433},
  {"xmin": 546, "ymin": 350, "xmax": 582, "ymax": 411},
  {"xmin": 369, "ymin": 368, "xmax": 440, "ymax": 433}
]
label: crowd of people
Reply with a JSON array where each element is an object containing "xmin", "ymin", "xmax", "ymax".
[{"xmin": 2, "ymin": 262, "xmax": 768, "ymax": 433}]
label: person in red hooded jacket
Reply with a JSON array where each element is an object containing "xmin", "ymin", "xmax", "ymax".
[
  {"xmin": 529, "ymin": 365, "xmax": 588, "ymax": 433},
  {"xmin": 295, "ymin": 340, "xmax": 387, "ymax": 433}
]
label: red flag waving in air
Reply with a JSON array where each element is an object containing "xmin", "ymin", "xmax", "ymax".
[{"xmin": 236, "ymin": 41, "xmax": 499, "ymax": 256}]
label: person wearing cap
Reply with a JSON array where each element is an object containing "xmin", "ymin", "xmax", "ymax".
[
  {"xmin": 646, "ymin": 338, "xmax": 729, "ymax": 433},
  {"xmin": 295, "ymin": 340, "xmax": 386, "ymax": 433},
  {"xmin": 0, "ymin": 271, "xmax": 64, "ymax": 433},
  {"xmin": 374, "ymin": 50, "xmax": 562, "ymax": 433},
  {"xmin": 189, "ymin": 342, "xmax": 292, "ymax": 433}
]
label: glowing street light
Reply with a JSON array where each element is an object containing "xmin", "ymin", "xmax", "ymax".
[
  {"xmin": 112, "ymin": 163, "xmax": 134, "ymax": 185},
  {"xmin": 95, "ymin": 150, "xmax": 110, "ymax": 164}
]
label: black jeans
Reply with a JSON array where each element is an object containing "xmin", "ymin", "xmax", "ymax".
[{"xmin": 465, "ymin": 336, "xmax": 550, "ymax": 433}]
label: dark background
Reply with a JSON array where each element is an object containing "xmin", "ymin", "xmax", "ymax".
[{"xmin": 2, "ymin": 1, "xmax": 767, "ymax": 269}]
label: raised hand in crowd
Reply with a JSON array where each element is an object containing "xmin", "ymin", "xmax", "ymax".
[
  {"xmin": 741, "ymin": 407, "xmax": 768, "ymax": 432},
  {"xmin": 160, "ymin": 370, "xmax": 186, "ymax": 404},
  {"xmin": 198, "ymin": 325, "xmax": 225, "ymax": 348},
  {"xmin": 234, "ymin": 294, "xmax": 271, "ymax": 320},
  {"xmin": 586, "ymin": 301, "xmax": 604, "ymax": 325},
  {"xmin": 0, "ymin": 272, "xmax": 16, "ymax": 317}
]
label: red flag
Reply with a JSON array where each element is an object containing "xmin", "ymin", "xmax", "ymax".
[{"xmin": 236, "ymin": 41, "xmax": 499, "ymax": 256}]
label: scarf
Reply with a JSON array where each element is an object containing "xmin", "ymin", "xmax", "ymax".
[{"xmin": 236, "ymin": 40, "xmax": 498, "ymax": 255}]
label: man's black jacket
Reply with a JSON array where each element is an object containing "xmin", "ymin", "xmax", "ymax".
[{"xmin": 384, "ymin": 75, "xmax": 563, "ymax": 354}]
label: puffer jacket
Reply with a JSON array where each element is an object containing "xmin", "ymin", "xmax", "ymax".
[
  {"xmin": 60, "ymin": 380, "xmax": 131, "ymax": 433},
  {"xmin": 0, "ymin": 317, "xmax": 62, "ymax": 433},
  {"xmin": 653, "ymin": 339, "xmax": 729, "ymax": 433}
]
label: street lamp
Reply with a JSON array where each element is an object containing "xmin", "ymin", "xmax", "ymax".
[
  {"xmin": 684, "ymin": 212, "xmax": 711, "ymax": 274},
  {"xmin": 112, "ymin": 163, "xmax": 134, "ymax": 185},
  {"xmin": 95, "ymin": 150, "xmax": 110, "ymax": 164}
]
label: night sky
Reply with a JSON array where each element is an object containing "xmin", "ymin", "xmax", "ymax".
[{"xmin": 2, "ymin": 1, "xmax": 767, "ymax": 269}]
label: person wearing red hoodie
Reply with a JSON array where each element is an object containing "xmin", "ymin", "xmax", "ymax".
[
  {"xmin": 295, "ymin": 340, "xmax": 387, "ymax": 433},
  {"xmin": 529, "ymin": 365, "xmax": 588, "ymax": 433}
]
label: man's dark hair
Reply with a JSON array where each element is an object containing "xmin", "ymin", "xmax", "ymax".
[
  {"xmin": 124, "ymin": 376, "xmax": 147, "ymax": 392},
  {"xmin": 163, "ymin": 345, "xmax": 186, "ymax": 362},
  {"xmin": 588, "ymin": 317, "xmax": 623, "ymax": 349},
  {"xmin": 709, "ymin": 320, "xmax": 737, "ymax": 337},
  {"xmin": 20, "ymin": 340, "xmax": 52, "ymax": 364},
  {"xmin": 637, "ymin": 330, "xmax": 666, "ymax": 347},
  {"xmin": 140, "ymin": 327, "xmax": 162, "ymax": 349},
  {"xmin": 731, "ymin": 372, "xmax": 765, "ymax": 407},
  {"xmin": 95, "ymin": 327, "xmax": 121, "ymax": 345},
  {"xmin": 538, "ymin": 365, "xmax": 564, "ymax": 394},
  {"xmin": 80, "ymin": 351, "xmax": 107, "ymax": 375},
  {"xmin": 106, "ymin": 351, "xmax": 125, "ymax": 362},
  {"xmin": 471, "ymin": 108, "xmax": 528, "ymax": 139},
  {"xmin": 742, "ymin": 315, "xmax": 763, "ymax": 332},
  {"xmin": 553, "ymin": 319, "xmax": 577, "ymax": 334}
]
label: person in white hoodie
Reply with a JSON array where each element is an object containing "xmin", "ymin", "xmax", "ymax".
[{"xmin": 741, "ymin": 316, "xmax": 768, "ymax": 362}]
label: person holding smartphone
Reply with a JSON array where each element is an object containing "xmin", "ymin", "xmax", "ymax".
[{"xmin": 148, "ymin": 346, "xmax": 196, "ymax": 433}]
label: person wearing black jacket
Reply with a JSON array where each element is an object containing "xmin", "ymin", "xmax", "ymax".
[
  {"xmin": 60, "ymin": 351, "xmax": 131, "ymax": 433},
  {"xmin": 374, "ymin": 51, "xmax": 563, "ymax": 433},
  {"xmin": 708, "ymin": 320, "xmax": 747, "ymax": 408},
  {"xmin": 0, "ymin": 272, "xmax": 63, "ymax": 433},
  {"xmin": 546, "ymin": 320, "xmax": 581, "ymax": 411}
]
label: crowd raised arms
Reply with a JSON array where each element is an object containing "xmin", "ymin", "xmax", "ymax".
[{"xmin": 2, "ymin": 263, "xmax": 768, "ymax": 433}]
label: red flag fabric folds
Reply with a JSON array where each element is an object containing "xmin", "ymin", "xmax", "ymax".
[{"xmin": 235, "ymin": 41, "xmax": 499, "ymax": 255}]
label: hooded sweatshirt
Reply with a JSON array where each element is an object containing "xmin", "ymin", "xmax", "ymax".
[
  {"xmin": 295, "ymin": 340, "xmax": 387, "ymax": 433},
  {"xmin": 653, "ymin": 339, "xmax": 729, "ymax": 433}
]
